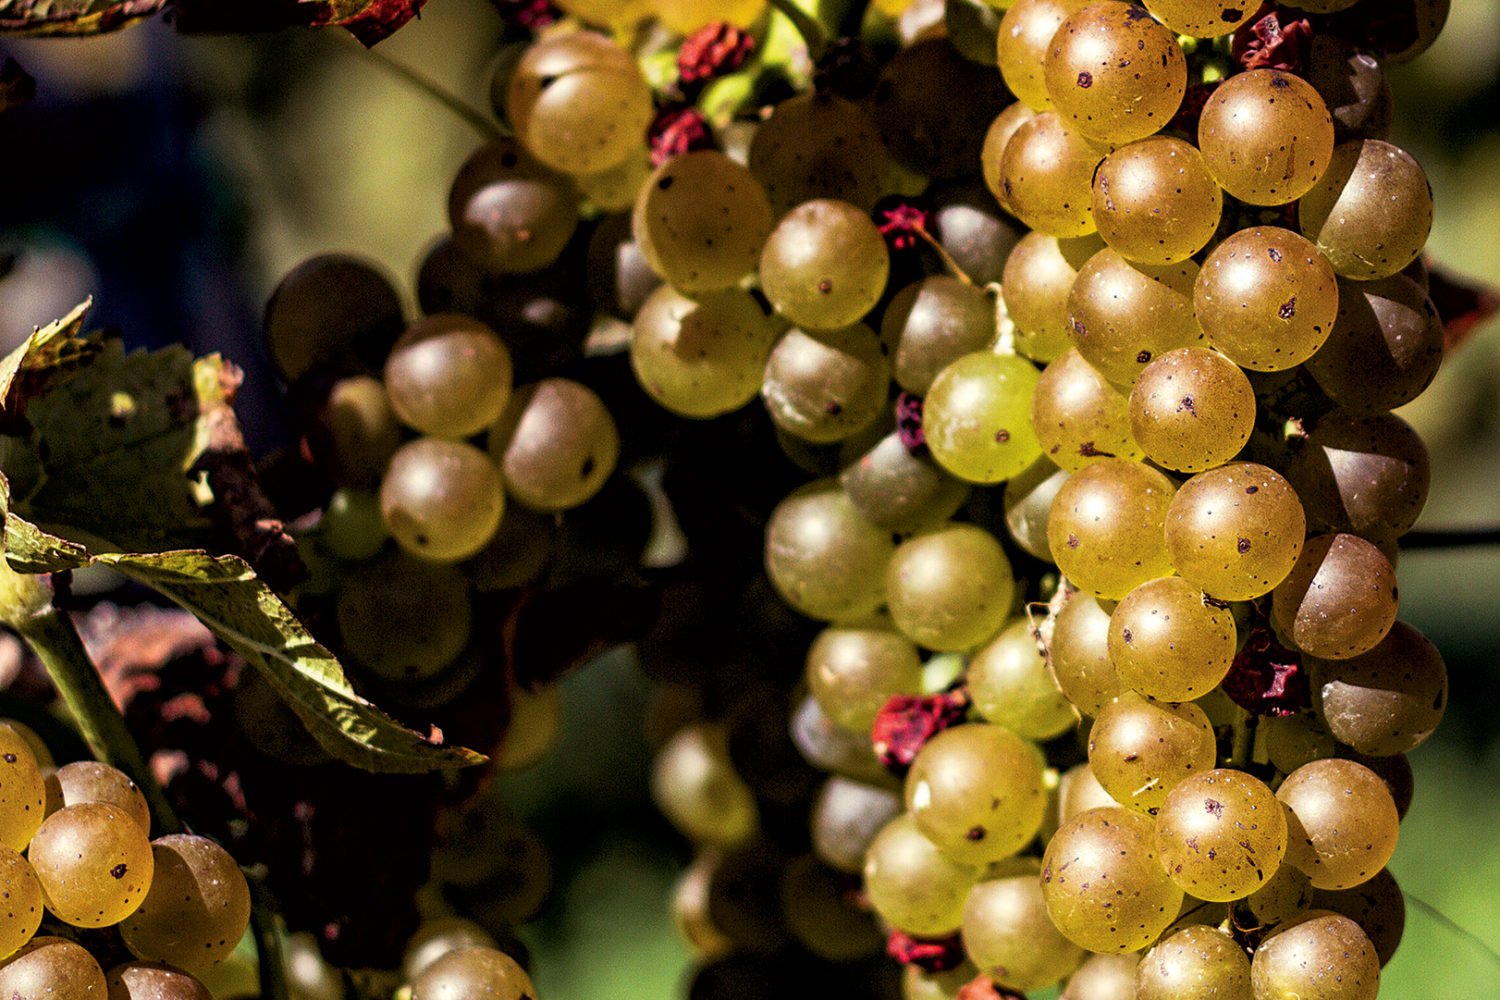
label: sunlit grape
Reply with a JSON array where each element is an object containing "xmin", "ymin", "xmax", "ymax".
[
  {"xmin": 1142, "ymin": 0, "xmax": 1257, "ymax": 37},
  {"xmin": 1129, "ymin": 347, "xmax": 1254, "ymax": 473},
  {"xmin": 1032, "ymin": 348, "xmax": 1142, "ymax": 471},
  {"xmin": 1048, "ymin": 459, "xmax": 1176, "ymax": 600},
  {"xmin": 1051, "ymin": 591, "xmax": 1126, "ymax": 716},
  {"xmin": 963, "ymin": 864, "xmax": 1085, "ymax": 991},
  {"xmin": 886, "ymin": 524, "xmax": 1016, "ymax": 652},
  {"xmin": 1251, "ymin": 912, "xmax": 1380, "ymax": 1000},
  {"xmin": 410, "ymin": 947, "xmax": 535, "ymax": 1000},
  {"xmin": 1278, "ymin": 759, "xmax": 1399, "ymax": 890},
  {"xmin": 1088, "ymin": 693, "xmax": 1216, "ymax": 813},
  {"xmin": 1155, "ymin": 769, "xmax": 1287, "ymax": 900},
  {"xmin": 863, "ymin": 814, "xmax": 980, "ymax": 936},
  {"xmin": 380, "ymin": 438, "xmax": 505, "ymax": 562},
  {"xmin": 1068, "ymin": 248, "xmax": 1204, "ymax": 387},
  {"xmin": 805, "ymin": 622, "xmax": 924, "ymax": 733},
  {"xmin": 762, "ymin": 325, "xmax": 889, "ymax": 444},
  {"xmin": 968, "ymin": 619, "xmax": 1076, "ymax": 740},
  {"xmin": 998, "ymin": 0, "xmax": 1094, "ymax": 110},
  {"xmin": 120, "ymin": 835, "xmax": 251, "ymax": 971},
  {"xmin": 760, "ymin": 199, "xmax": 890, "ymax": 331},
  {"xmin": 0, "ymin": 937, "xmax": 106, "ymax": 1000},
  {"xmin": 904, "ymin": 724, "xmax": 1046, "ymax": 864},
  {"xmin": 1003, "ymin": 232, "xmax": 1106, "ymax": 363},
  {"xmin": 1043, "ymin": 1, "xmax": 1186, "ymax": 146},
  {"xmin": 765, "ymin": 480, "xmax": 893, "ymax": 622},
  {"xmin": 1041, "ymin": 807, "xmax": 1183, "ymax": 953},
  {"xmin": 1000, "ymin": 112, "xmax": 1104, "ymax": 237},
  {"xmin": 633, "ymin": 151, "xmax": 773, "ymax": 294},
  {"xmin": 1198, "ymin": 70, "xmax": 1335, "ymax": 206},
  {"xmin": 1135, "ymin": 924, "xmax": 1251, "ymax": 1000},
  {"xmin": 1165, "ymin": 462, "xmax": 1306, "ymax": 601},
  {"xmin": 631, "ymin": 285, "xmax": 784, "ymax": 419},
  {"xmin": 43, "ymin": 762, "xmax": 149, "ymax": 835},
  {"xmin": 0, "ymin": 727, "xmax": 44, "ymax": 852},
  {"xmin": 1110, "ymin": 577, "xmax": 1236, "ymax": 702},
  {"xmin": 982, "ymin": 103, "xmax": 1039, "ymax": 214},
  {"xmin": 1093, "ymin": 137, "xmax": 1222, "ymax": 265},
  {"xmin": 29, "ymin": 803, "xmax": 153, "ymax": 927},
  {"xmin": 489, "ymin": 378, "xmax": 618, "ymax": 512},
  {"xmin": 924, "ymin": 352, "xmax": 1043, "ymax": 484}
]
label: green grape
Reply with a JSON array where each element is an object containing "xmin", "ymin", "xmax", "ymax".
[
  {"xmin": 1109, "ymin": 577, "xmax": 1236, "ymax": 702},
  {"xmin": 806, "ymin": 621, "xmax": 924, "ymax": 733},
  {"xmin": 630, "ymin": 285, "xmax": 784, "ymax": 419},
  {"xmin": 0, "ymin": 723, "xmax": 51, "ymax": 773},
  {"xmin": 923, "ymin": 351, "xmax": 1043, "ymax": 484},
  {"xmin": 1308, "ymin": 620, "xmax": 1447, "ymax": 756},
  {"xmin": 1043, "ymin": 1, "xmax": 1187, "ymax": 145},
  {"xmin": 28, "ymin": 803, "xmax": 153, "ymax": 927},
  {"xmin": 506, "ymin": 31, "xmax": 653, "ymax": 176},
  {"xmin": 1067, "ymin": 248, "xmax": 1204, "ymax": 387},
  {"xmin": 1278, "ymin": 759, "xmax": 1399, "ymax": 890},
  {"xmin": 1272, "ymin": 533, "xmax": 1397, "ymax": 660},
  {"xmin": 840, "ymin": 432, "xmax": 971, "ymax": 534},
  {"xmin": 765, "ymin": 480, "xmax": 893, "ymax": 622},
  {"xmin": 1312, "ymin": 868, "xmax": 1405, "ymax": 967},
  {"xmin": 306, "ymin": 374, "xmax": 403, "ymax": 489},
  {"xmin": 811, "ymin": 777, "xmax": 903, "ymax": 875},
  {"xmin": 1002, "ymin": 232, "xmax": 1106, "ymax": 363},
  {"xmin": 760, "ymin": 199, "xmax": 890, "ymax": 331},
  {"xmin": 655, "ymin": 0, "xmax": 764, "ymax": 31},
  {"xmin": 262, "ymin": 254, "xmax": 404, "ymax": 382},
  {"xmin": 0, "ymin": 937, "xmax": 106, "ymax": 1000},
  {"xmin": 489, "ymin": 378, "xmax": 618, "ymax": 512},
  {"xmin": 886, "ymin": 524, "xmax": 1016, "ymax": 652},
  {"xmin": 963, "ymin": 865, "xmax": 1085, "ymax": 990},
  {"xmin": 904, "ymin": 724, "xmax": 1047, "ymax": 865},
  {"xmin": 1061, "ymin": 953, "xmax": 1140, "ymax": 999},
  {"xmin": 1250, "ymin": 912, "xmax": 1380, "ymax": 1000},
  {"xmin": 982, "ymin": 102, "xmax": 1039, "ymax": 214},
  {"xmin": 495, "ymin": 684, "xmax": 562, "ymax": 771},
  {"xmin": 1142, "ymin": 0, "xmax": 1258, "ymax": 36},
  {"xmin": 1243, "ymin": 860, "xmax": 1315, "ymax": 928},
  {"xmin": 1129, "ymin": 347, "xmax": 1254, "ymax": 473},
  {"xmin": 1058, "ymin": 761, "xmax": 1122, "ymax": 825},
  {"xmin": 883, "ymin": 276, "xmax": 996, "ymax": 395},
  {"xmin": 1052, "ymin": 592, "xmax": 1126, "ymax": 716},
  {"xmin": 379, "ymin": 438, "xmax": 504, "ymax": 562},
  {"xmin": 461, "ymin": 503, "xmax": 554, "ymax": 591},
  {"xmin": 749, "ymin": 93, "xmax": 888, "ymax": 216},
  {"xmin": 998, "ymin": 0, "xmax": 1094, "ymax": 111},
  {"xmin": 0, "ymin": 727, "xmax": 43, "ymax": 852},
  {"xmin": 1197, "ymin": 70, "xmax": 1336, "ymax": 206},
  {"xmin": 1165, "ymin": 462, "xmax": 1306, "ymax": 601},
  {"xmin": 448, "ymin": 140, "xmax": 579, "ymax": 273},
  {"xmin": 319, "ymin": 488, "xmax": 388, "ymax": 561},
  {"xmin": 1260, "ymin": 711, "xmax": 1338, "ymax": 775},
  {"xmin": 1154, "ymin": 770, "xmax": 1287, "ymax": 901},
  {"xmin": 43, "ymin": 762, "xmax": 149, "ymax": 835},
  {"xmin": 1306, "ymin": 275, "xmax": 1443, "ymax": 413},
  {"xmin": 1299, "ymin": 140, "xmax": 1433, "ymax": 281},
  {"xmin": 1032, "ymin": 348, "xmax": 1143, "ymax": 471},
  {"xmin": 1093, "ymin": 137, "xmax": 1223, "ymax": 266},
  {"xmin": 105, "ymin": 962, "xmax": 212, "ymax": 1000},
  {"xmin": 384, "ymin": 315, "xmax": 513, "ymax": 439},
  {"xmin": 779, "ymin": 854, "xmax": 883, "ymax": 962},
  {"xmin": 335, "ymin": 550, "xmax": 471, "ymax": 680},
  {"xmin": 1000, "ymin": 111, "xmax": 1104, "ymax": 237},
  {"xmin": 761, "ymin": 325, "xmax": 889, "ymax": 444},
  {"xmin": 1048, "ymin": 459, "xmax": 1176, "ymax": 601},
  {"xmin": 0, "ymin": 846, "xmax": 40, "ymax": 960},
  {"xmin": 1042, "ymin": 807, "xmax": 1184, "ymax": 953},
  {"xmin": 1285, "ymin": 409, "xmax": 1430, "ymax": 544},
  {"xmin": 651, "ymin": 723, "xmax": 758, "ymax": 850},
  {"xmin": 791, "ymin": 693, "xmax": 895, "ymax": 786},
  {"xmin": 671, "ymin": 854, "xmax": 731, "ymax": 962},
  {"xmin": 863, "ymin": 813, "xmax": 981, "ymax": 936},
  {"xmin": 402, "ymin": 918, "xmax": 498, "ymax": 981},
  {"xmin": 871, "ymin": 38, "xmax": 1012, "ymax": 179},
  {"xmin": 968, "ymin": 619, "xmax": 1076, "ymax": 740},
  {"xmin": 576, "ymin": 147, "xmax": 650, "ymax": 214},
  {"xmin": 1089, "ymin": 693, "xmax": 1215, "ymax": 813},
  {"xmin": 632, "ymin": 150, "xmax": 773, "ymax": 294},
  {"xmin": 119, "ymin": 835, "xmax": 250, "ymax": 971},
  {"xmin": 1135, "ymin": 924, "xmax": 1251, "ymax": 1000},
  {"xmin": 1001, "ymin": 458, "xmax": 1068, "ymax": 560},
  {"xmin": 1306, "ymin": 36, "xmax": 1393, "ymax": 143},
  {"xmin": 410, "ymin": 947, "xmax": 535, "ymax": 1000}
]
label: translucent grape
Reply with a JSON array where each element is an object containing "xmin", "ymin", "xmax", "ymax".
[
  {"xmin": 1165, "ymin": 462, "xmax": 1306, "ymax": 601},
  {"xmin": 1058, "ymin": 762, "xmax": 1122, "ymax": 825},
  {"xmin": 811, "ymin": 778, "xmax": 903, "ymax": 874},
  {"xmin": 883, "ymin": 276, "xmax": 996, "ymax": 395},
  {"xmin": 759, "ymin": 199, "xmax": 890, "ymax": 331},
  {"xmin": 1277, "ymin": 759, "xmax": 1399, "ymax": 890},
  {"xmin": 630, "ymin": 285, "xmax": 784, "ymax": 419},
  {"xmin": 904, "ymin": 724, "xmax": 1046, "ymax": 864},
  {"xmin": 872, "ymin": 38, "xmax": 1011, "ymax": 179},
  {"xmin": 998, "ymin": 0, "xmax": 1094, "ymax": 110},
  {"xmin": 1272, "ymin": 533, "xmax": 1397, "ymax": 660},
  {"xmin": 1142, "ymin": 0, "xmax": 1257, "ymax": 37},
  {"xmin": 1197, "ymin": 70, "xmax": 1335, "ymax": 206},
  {"xmin": 105, "ymin": 962, "xmax": 212, "ymax": 1000},
  {"xmin": 632, "ymin": 151, "xmax": 773, "ymax": 294},
  {"xmin": 489, "ymin": 378, "xmax": 618, "ymax": 512},
  {"xmin": 1067, "ymin": 248, "xmax": 1204, "ymax": 387},
  {"xmin": 29, "ymin": 803, "xmax": 153, "ymax": 927},
  {"xmin": 1088, "ymin": 693, "xmax": 1216, "ymax": 813},
  {"xmin": 1109, "ymin": 577, "xmax": 1236, "ymax": 702},
  {"xmin": 1306, "ymin": 275, "xmax": 1443, "ymax": 412},
  {"xmin": 119, "ymin": 835, "xmax": 250, "ymax": 971},
  {"xmin": 923, "ymin": 351, "xmax": 1043, "ymax": 484},
  {"xmin": 1048, "ymin": 459, "xmax": 1176, "ymax": 601},
  {"xmin": 886, "ymin": 524, "xmax": 1016, "ymax": 652},
  {"xmin": 840, "ymin": 432, "xmax": 971, "ymax": 534},
  {"xmin": 0, "ymin": 937, "xmax": 106, "ymax": 1000},
  {"xmin": 1000, "ymin": 111, "xmax": 1104, "ymax": 237},
  {"xmin": 1032, "ymin": 348, "xmax": 1142, "ymax": 471},
  {"xmin": 384, "ymin": 314, "xmax": 513, "ymax": 438},
  {"xmin": 1299, "ymin": 139, "xmax": 1433, "ymax": 281},
  {"xmin": 379, "ymin": 438, "xmax": 504, "ymax": 562},
  {"xmin": 1308, "ymin": 620, "xmax": 1447, "ymax": 756},
  {"xmin": 1154, "ymin": 770, "xmax": 1287, "ymax": 900},
  {"xmin": 651, "ymin": 723, "xmax": 758, "ymax": 850},
  {"xmin": 43, "ymin": 762, "xmax": 149, "ymax": 835},
  {"xmin": 748, "ymin": 92, "xmax": 888, "ymax": 215},
  {"xmin": 963, "ymin": 867, "xmax": 1085, "ymax": 990},
  {"xmin": 1251, "ymin": 912, "xmax": 1380, "ymax": 1000},
  {"xmin": 448, "ymin": 140, "xmax": 578, "ymax": 273},
  {"xmin": 764, "ymin": 480, "xmax": 893, "ymax": 621},
  {"xmin": 1043, "ymin": 1, "xmax": 1186, "ymax": 146},
  {"xmin": 410, "ymin": 947, "xmax": 535, "ymax": 1000},
  {"xmin": 761, "ymin": 325, "xmax": 890, "ymax": 444},
  {"xmin": 863, "ymin": 813, "xmax": 980, "ymax": 936},
  {"xmin": 1285, "ymin": 409, "xmax": 1429, "ymax": 544},
  {"xmin": 0, "ymin": 727, "xmax": 44, "ymax": 852},
  {"xmin": 1135, "ymin": 925, "xmax": 1251, "ymax": 1000},
  {"xmin": 805, "ymin": 622, "xmax": 924, "ymax": 733},
  {"xmin": 1092, "ymin": 137, "xmax": 1222, "ymax": 265},
  {"xmin": 968, "ymin": 619, "xmax": 1076, "ymax": 740},
  {"xmin": 1041, "ymin": 807, "xmax": 1184, "ymax": 953},
  {"xmin": 1051, "ymin": 591, "xmax": 1126, "ymax": 716},
  {"xmin": 1128, "ymin": 347, "xmax": 1254, "ymax": 473},
  {"xmin": 336, "ymin": 550, "xmax": 470, "ymax": 680},
  {"xmin": 1313, "ymin": 868, "xmax": 1405, "ymax": 966},
  {"xmin": 1000, "ymin": 458, "xmax": 1068, "ymax": 560},
  {"xmin": 262, "ymin": 255, "xmax": 404, "ymax": 381},
  {"xmin": 0, "ymin": 846, "xmax": 40, "ymax": 960},
  {"xmin": 982, "ymin": 102, "xmax": 1039, "ymax": 214},
  {"xmin": 1003, "ymin": 232, "xmax": 1106, "ymax": 364}
]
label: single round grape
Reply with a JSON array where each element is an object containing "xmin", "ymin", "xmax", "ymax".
[
  {"xmin": 632, "ymin": 150, "xmax": 773, "ymax": 294},
  {"xmin": 1088, "ymin": 693, "xmax": 1216, "ymax": 813},
  {"xmin": 106, "ymin": 961, "xmax": 212, "ymax": 1000},
  {"xmin": 1062, "ymin": 953, "xmax": 1140, "ymax": 999},
  {"xmin": 1308, "ymin": 620, "xmax": 1446, "ymax": 756},
  {"xmin": 1003, "ymin": 232, "xmax": 1106, "ymax": 363},
  {"xmin": 1155, "ymin": 770, "xmax": 1287, "ymax": 900},
  {"xmin": 923, "ymin": 351, "xmax": 1043, "ymax": 484},
  {"xmin": 886, "ymin": 524, "xmax": 1016, "ymax": 652},
  {"xmin": 1043, "ymin": 2, "xmax": 1187, "ymax": 145},
  {"xmin": 1306, "ymin": 275, "xmax": 1443, "ymax": 413},
  {"xmin": 1000, "ymin": 112, "xmax": 1104, "ymax": 237},
  {"xmin": 489, "ymin": 378, "xmax": 618, "ymax": 512},
  {"xmin": 319, "ymin": 488, "xmax": 388, "ymax": 561},
  {"xmin": 576, "ymin": 149, "xmax": 650, "ymax": 212},
  {"xmin": 1142, "ymin": 0, "xmax": 1257, "ymax": 36},
  {"xmin": 964, "ymin": 867, "xmax": 1085, "ymax": 990},
  {"xmin": 929, "ymin": 178, "xmax": 1028, "ymax": 285},
  {"xmin": 401, "ymin": 918, "xmax": 498, "ymax": 982},
  {"xmin": 1068, "ymin": 248, "xmax": 1204, "ymax": 387},
  {"xmin": 1041, "ymin": 807, "xmax": 1184, "ymax": 953},
  {"xmin": 448, "ymin": 140, "xmax": 578, "ymax": 273},
  {"xmin": 749, "ymin": 92, "xmax": 888, "ymax": 215},
  {"xmin": 760, "ymin": 199, "xmax": 890, "ymax": 331},
  {"xmin": 1299, "ymin": 139, "xmax": 1433, "ymax": 281},
  {"xmin": 262, "ymin": 255, "xmax": 405, "ymax": 381},
  {"xmin": 1277, "ymin": 759, "xmax": 1399, "ymax": 890},
  {"xmin": 1243, "ymin": 860, "xmax": 1315, "ymax": 928},
  {"xmin": 1001, "ymin": 458, "xmax": 1068, "ymax": 560},
  {"xmin": 1052, "ymin": 591, "xmax": 1126, "ymax": 716},
  {"xmin": 982, "ymin": 102, "xmax": 1040, "ymax": 214},
  {"xmin": 811, "ymin": 777, "xmax": 903, "ymax": 875},
  {"xmin": 884, "ymin": 276, "xmax": 996, "ymax": 395},
  {"xmin": 119, "ymin": 835, "xmax": 250, "ymax": 971},
  {"xmin": 379, "ymin": 438, "xmax": 504, "ymax": 562},
  {"xmin": 0, "ymin": 846, "xmax": 41, "ymax": 960},
  {"xmin": 1093, "ymin": 137, "xmax": 1222, "ymax": 265},
  {"xmin": 998, "ymin": 0, "xmax": 1094, "ymax": 110},
  {"xmin": 1058, "ymin": 762, "xmax": 1123, "ymax": 827},
  {"xmin": 336, "ymin": 550, "xmax": 470, "ymax": 680},
  {"xmin": 871, "ymin": 38, "xmax": 1012, "ymax": 179},
  {"xmin": 1110, "ymin": 577, "xmax": 1236, "ymax": 702},
  {"xmin": 1197, "ymin": 70, "xmax": 1335, "ymax": 206},
  {"xmin": 1048, "ymin": 459, "xmax": 1177, "ymax": 601},
  {"xmin": 1286, "ymin": 409, "xmax": 1429, "ymax": 544},
  {"xmin": 0, "ymin": 724, "xmax": 51, "ymax": 774},
  {"xmin": 1305, "ymin": 36, "xmax": 1393, "ymax": 143},
  {"xmin": 506, "ymin": 31, "xmax": 653, "ymax": 176},
  {"xmin": 904, "ymin": 723, "xmax": 1047, "ymax": 864},
  {"xmin": 863, "ymin": 813, "xmax": 981, "ymax": 936},
  {"xmin": 0, "ymin": 727, "xmax": 44, "ymax": 852},
  {"xmin": 765, "ymin": 480, "xmax": 893, "ymax": 622},
  {"xmin": 29, "ymin": 803, "xmax": 153, "ymax": 927},
  {"xmin": 1250, "ymin": 911, "xmax": 1380, "ymax": 1000},
  {"xmin": 1165, "ymin": 462, "xmax": 1306, "ymax": 601},
  {"xmin": 304, "ymin": 374, "xmax": 402, "ymax": 489},
  {"xmin": 410, "ymin": 947, "xmax": 535, "ymax": 1000},
  {"xmin": 1129, "ymin": 347, "xmax": 1254, "ymax": 473},
  {"xmin": 631, "ymin": 285, "xmax": 784, "ymax": 419},
  {"xmin": 1272, "ymin": 533, "xmax": 1397, "ymax": 660},
  {"xmin": 1032, "ymin": 348, "xmax": 1142, "ymax": 471},
  {"xmin": 840, "ymin": 432, "xmax": 971, "ymax": 534},
  {"xmin": 1312, "ymin": 868, "xmax": 1405, "ymax": 966},
  {"xmin": 761, "ymin": 325, "xmax": 889, "ymax": 444},
  {"xmin": 1136, "ymin": 924, "xmax": 1250, "ymax": 1000},
  {"xmin": 969, "ymin": 619, "xmax": 1077, "ymax": 740},
  {"xmin": 495, "ymin": 684, "xmax": 563, "ymax": 771},
  {"xmin": 651, "ymin": 723, "xmax": 758, "ymax": 850},
  {"xmin": 43, "ymin": 762, "xmax": 149, "ymax": 835},
  {"xmin": 384, "ymin": 314, "xmax": 512, "ymax": 439},
  {"xmin": 806, "ymin": 623, "xmax": 924, "ymax": 733},
  {"xmin": 0, "ymin": 937, "xmax": 106, "ymax": 1000}
]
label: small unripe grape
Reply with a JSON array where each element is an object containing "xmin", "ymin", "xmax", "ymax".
[
  {"xmin": 1048, "ymin": 459, "xmax": 1176, "ymax": 600},
  {"xmin": 410, "ymin": 947, "xmax": 535, "ymax": 1000},
  {"xmin": 904, "ymin": 724, "xmax": 1047, "ymax": 865},
  {"xmin": 1155, "ymin": 770, "xmax": 1287, "ymax": 900},
  {"xmin": 1143, "ymin": 0, "xmax": 1257, "ymax": 37},
  {"xmin": 1272, "ymin": 533, "xmax": 1398, "ymax": 660},
  {"xmin": 1300, "ymin": 139, "xmax": 1433, "ymax": 281},
  {"xmin": 863, "ymin": 814, "xmax": 980, "ymax": 936},
  {"xmin": 924, "ymin": 351, "xmax": 1044, "ymax": 484},
  {"xmin": 43, "ymin": 762, "xmax": 149, "ymax": 835},
  {"xmin": 1088, "ymin": 693, "xmax": 1216, "ymax": 813},
  {"xmin": 762, "ymin": 325, "xmax": 889, "ymax": 444},
  {"xmin": 1277, "ymin": 759, "xmax": 1399, "ymax": 891},
  {"xmin": 968, "ymin": 619, "xmax": 1076, "ymax": 740},
  {"xmin": 1110, "ymin": 577, "xmax": 1236, "ymax": 702},
  {"xmin": 997, "ymin": 0, "xmax": 1095, "ymax": 111},
  {"xmin": 1092, "ymin": 137, "xmax": 1222, "ymax": 265},
  {"xmin": 380, "ymin": 438, "xmax": 505, "ymax": 563},
  {"xmin": 1165, "ymin": 462, "xmax": 1306, "ymax": 601},
  {"xmin": 1033, "ymin": 349, "xmax": 1142, "ymax": 472},
  {"xmin": 1003, "ymin": 232, "xmax": 1105, "ymax": 363},
  {"xmin": 633, "ymin": 151, "xmax": 773, "ymax": 294},
  {"xmin": 1041, "ymin": 807, "xmax": 1183, "ymax": 953},
  {"xmin": 489, "ymin": 378, "xmax": 618, "ymax": 512},
  {"xmin": 29, "ymin": 803, "xmax": 154, "ymax": 927},
  {"xmin": 1000, "ymin": 112, "xmax": 1104, "ymax": 237},
  {"xmin": 1068, "ymin": 249, "xmax": 1204, "ymax": 387},
  {"xmin": 119, "ymin": 835, "xmax": 251, "ymax": 971},
  {"xmin": 1251, "ymin": 912, "xmax": 1380, "ymax": 1000},
  {"xmin": 765, "ymin": 480, "xmax": 893, "ymax": 622},
  {"xmin": 1198, "ymin": 70, "xmax": 1335, "ymax": 206},
  {"xmin": 886, "ymin": 524, "xmax": 1016, "ymax": 652},
  {"xmin": 760, "ymin": 199, "xmax": 890, "ymax": 331}
]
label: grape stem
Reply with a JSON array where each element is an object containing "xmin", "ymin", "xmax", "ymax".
[
  {"xmin": 247, "ymin": 868, "xmax": 293, "ymax": 1000},
  {"xmin": 334, "ymin": 32, "xmax": 509, "ymax": 142},
  {"xmin": 1405, "ymin": 891, "xmax": 1500, "ymax": 969},
  {"xmin": 767, "ymin": 0, "xmax": 829, "ymax": 62},
  {"xmin": 986, "ymin": 281, "xmax": 1017, "ymax": 356}
]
